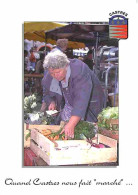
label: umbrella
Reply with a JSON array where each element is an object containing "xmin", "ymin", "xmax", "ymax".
[
  {"xmin": 24, "ymin": 22, "xmax": 85, "ymax": 48},
  {"xmin": 45, "ymin": 23, "xmax": 109, "ymax": 44},
  {"xmin": 24, "ymin": 22, "xmax": 67, "ymax": 42}
]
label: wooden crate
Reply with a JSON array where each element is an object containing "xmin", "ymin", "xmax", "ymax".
[
  {"xmin": 28, "ymin": 125, "xmax": 117, "ymax": 166},
  {"xmin": 98, "ymin": 119, "xmax": 119, "ymax": 142},
  {"xmin": 24, "ymin": 123, "xmax": 63, "ymax": 148},
  {"xmin": 24, "ymin": 124, "xmax": 31, "ymax": 148},
  {"xmin": 98, "ymin": 129, "xmax": 119, "ymax": 143}
]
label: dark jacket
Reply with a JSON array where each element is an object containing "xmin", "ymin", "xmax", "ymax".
[{"xmin": 42, "ymin": 59, "xmax": 105, "ymax": 122}]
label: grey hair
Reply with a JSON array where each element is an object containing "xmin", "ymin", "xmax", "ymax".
[
  {"xmin": 56, "ymin": 39, "xmax": 68, "ymax": 48},
  {"xmin": 43, "ymin": 50, "xmax": 70, "ymax": 69}
]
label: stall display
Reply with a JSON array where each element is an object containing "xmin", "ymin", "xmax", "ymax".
[
  {"xmin": 24, "ymin": 123, "xmax": 117, "ymax": 166},
  {"xmin": 97, "ymin": 107, "xmax": 119, "ymax": 142},
  {"xmin": 24, "ymin": 97, "xmax": 118, "ymax": 165},
  {"xmin": 45, "ymin": 120, "xmax": 96, "ymax": 141},
  {"xmin": 24, "ymin": 23, "xmax": 119, "ymax": 166},
  {"xmin": 24, "ymin": 94, "xmax": 56, "ymax": 125}
]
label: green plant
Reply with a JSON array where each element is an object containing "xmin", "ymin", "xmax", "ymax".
[
  {"xmin": 97, "ymin": 107, "xmax": 119, "ymax": 131},
  {"xmin": 49, "ymin": 120, "xmax": 96, "ymax": 140},
  {"xmin": 24, "ymin": 94, "xmax": 37, "ymax": 114}
]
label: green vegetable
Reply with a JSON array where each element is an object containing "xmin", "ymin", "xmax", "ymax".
[
  {"xmin": 24, "ymin": 94, "xmax": 37, "ymax": 114},
  {"xmin": 49, "ymin": 128, "xmax": 63, "ymax": 139},
  {"xmin": 50, "ymin": 120, "xmax": 96, "ymax": 140},
  {"xmin": 74, "ymin": 120, "xmax": 96, "ymax": 140},
  {"xmin": 25, "ymin": 129, "xmax": 31, "ymax": 141},
  {"xmin": 97, "ymin": 107, "xmax": 119, "ymax": 131}
]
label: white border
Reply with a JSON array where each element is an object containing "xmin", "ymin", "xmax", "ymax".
[{"xmin": 0, "ymin": 1, "xmax": 138, "ymax": 194}]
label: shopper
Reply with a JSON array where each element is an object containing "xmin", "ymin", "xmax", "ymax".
[
  {"xmin": 83, "ymin": 50, "xmax": 94, "ymax": 70},
  {"xmin": 51, "ymin": 39, "xmax": 68, "ymax": 53},
  {"xmin": 29, "ymin": 48, "xmax": 36, "ymax": 70}
]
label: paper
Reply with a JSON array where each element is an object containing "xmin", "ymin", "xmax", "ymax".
[{"xmin": 46, "ymin": 110, "xmax": 58, "ymax": 115}]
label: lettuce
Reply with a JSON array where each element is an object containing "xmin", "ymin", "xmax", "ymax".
[{"xmin": 98, "ymin": 107, "xmax": 119, "ymax": 131}]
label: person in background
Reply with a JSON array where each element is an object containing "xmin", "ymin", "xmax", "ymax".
[
  {"xmin": 41, "ymin": 50, "xmax": 105, "ymax": 139},
  {"xmin": 29, "ymin": 48, "xmax": 36, "ymax": 70},
  {"xmin": 35, "ymin": 53, "xmax": 45, "ymax": 74},
  {"xmin": 83, "ymin": 50, "xmax": 94, "ymax": 70},
  {"xmin": 34, "ymin": 53, "xmax": 45, "ymax": 95},
  {"xmin": 65, "ymin": 48, "xmax": 74, "ymax": 59},
  {"xmin": 51, "ymin": 39, "xmax": 68, "ymax": 53},
  {"xmin": 24, "ymin": 50, "xmax": 30, "ymax": 72}
]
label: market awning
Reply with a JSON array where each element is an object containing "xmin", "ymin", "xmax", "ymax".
[
  {"xmin": 24, "ymin": 22, "xmax": 67, "ymax": 42},
  {"xmin": 45, "ymin": 23, "xmax": 109, "ymax": 45},
  {"xmin": 24, "ymin": 22, "xmax": 85, "ymax": 48}
]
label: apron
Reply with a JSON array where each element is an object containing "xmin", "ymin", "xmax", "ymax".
[{"xmin": 60, "ymin": 89, "xmax": 73, "ymax": 121}]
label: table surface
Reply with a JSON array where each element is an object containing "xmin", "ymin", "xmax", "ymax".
[
  {"xmin": 33, "ymin": 156, "xmax": 118, "ymax": 167},
  {"xmin": 24, "ymin": 73, "xmax": 44, "ymax": 78}
]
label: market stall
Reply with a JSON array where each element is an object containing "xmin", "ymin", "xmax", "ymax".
[
  {"xmin": 24, "ymin": 23, "xmax": 119, "ymax": 166},
  {"xmin": 24, "ymin": 94, "xmax": 119, "ymax": 166},
  {"xmin": 24, "ymin": 22, "xmax": 67, "ymax": 42}
]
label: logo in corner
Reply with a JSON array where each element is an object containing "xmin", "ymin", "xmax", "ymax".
[{"xmin": 109, "ymin": 11, "xmax": 128, "ymax": 39}]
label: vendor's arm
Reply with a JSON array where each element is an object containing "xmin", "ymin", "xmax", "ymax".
[
  {"xmin": 40, "ymin": 102, "xmax": 47, "ymax": 112},
  {"xmin": 40, "ymin": 87, "xmax": 56, "ymax": 111},
  {"xmin": 61, "ymin": 64, "xmax": 93, "ymax": 139},
  {"xmin": 60, "ymin": 115, "xmax": 81, "ymax": 139}
]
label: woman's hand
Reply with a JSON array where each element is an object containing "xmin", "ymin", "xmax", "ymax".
[
  {"xmin": 48, "ymin": 101, "xmax": 56, "ymax": 110},
  {"xmin": 60, "ymin": 116, "xmax": 81, "ymax": 139},
  {"xmin": 62, "ymin": 122, "xmax": 75, "ymax": 139}
]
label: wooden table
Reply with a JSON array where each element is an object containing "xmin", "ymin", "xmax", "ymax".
[{"xmin": 24, "ymin": 73, "xmax": 44, "ymax": 78}]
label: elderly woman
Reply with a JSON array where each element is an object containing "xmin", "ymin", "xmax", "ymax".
[{"xmin": 41, "ymin": 50, "xmax": 105, "ymax": 139}]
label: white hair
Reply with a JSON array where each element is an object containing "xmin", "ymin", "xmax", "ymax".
[
  {"xmin": 56, "ymin": 39, "xmax": 68, "ymax": 49},
  {"xmin": 43, "ymin": 50, "xmax": 70, "ymax": 69}
]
